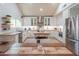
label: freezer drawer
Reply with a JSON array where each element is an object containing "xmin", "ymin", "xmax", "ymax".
[
  {"xmin": 75, "ymin": 41, "xmax": 79, "ymax": 55},
  {"xmin": 66, "ymin": 39, "xmax": 76, "ymax": 55},
  {"xmin": 66, "ymin": 38, "xmax": 79, "ymax": 55}
]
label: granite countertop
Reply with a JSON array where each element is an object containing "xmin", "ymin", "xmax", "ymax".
[
  {"xmin": 34, "ymin": 32, "xmax": 50, "ymax": 34},
  {"xmin": 0, "ymin": 31, "xmax": 21, "ymax": 36}
]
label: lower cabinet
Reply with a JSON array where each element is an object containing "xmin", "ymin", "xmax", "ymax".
[
  {"xmin": 14, "ymin": 34, "xmax": 19, "ymax": 43},
  {"xmin": 18, "ymin": 31, "xmax": 27, "ymax": 43},
  {"xmin": 66, "ymin": 39, "xmax": 76, "ymax": 55},
  {"xmin": 0, "ymin": 34, "xmax": 19, "ymax": 53}
]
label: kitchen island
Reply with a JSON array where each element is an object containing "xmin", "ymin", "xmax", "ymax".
[
  {"xmin": 34, "ymin": 32, "xmax": 50, "ymax": 39},
  {"xmin": 0, "ymin": 31, "xmax": 20, "ymax": 53}
]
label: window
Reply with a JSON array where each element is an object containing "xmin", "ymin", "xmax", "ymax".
[
  {"xmin": 44, "ymin": 17, "xmax": 50, "ymax": 26},
  {"xmin": 45, "ymin": 18, "xmax": 47, "ymax": 25},
  {"xmin": 48, "ymin": 18, "xmax": 50, "ymax": 25},
  {"xmin": 11, "ymin": 18, "xmax": 21, "ymax": 28},
  {"xmin": 31, "ymin": 17, "xmax": 37, "ymax": 26},
  {"xmin": 15, "ymin": 19, "xmax": 21, "ymax": 27},
  {"xmin": 31, "ymin": 18, "xmax": 33, "ymax": 26},
  {"xmin": 11, "ymin": 18, "xmax": 16, "ymax": 28}
]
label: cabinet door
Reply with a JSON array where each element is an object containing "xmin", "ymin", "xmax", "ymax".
[
  {"xmin": 22, "ymin": 32, "xmax": 26, "ymax": 42},
  {"xmin": 31, "ymin": 17, "xmax": 38, "ymax": 26},
  {"xmin": 48, "ymin": 18, "xmax": 50, "ymax": 25},
  {"xmin": 50, "ymin": 17, "xmax": 56, "ymax": 26},
  {"xmin": 34, "ymin": 18, "xmax": 37, "ymax": 26},
  {"xmin": 44, "ymin": 17, "xmax": 51, "ymax": 26},
  {"xmin": 66, "ymin": 39, "xmax": 75, "ymax": 54},
  {"xmin": 44, "ymin": 18, "xmax": 47, "ymax": 26},
  {"xmin": 31, "ymin": 18, "xmax": 33, "ymax": 26}
]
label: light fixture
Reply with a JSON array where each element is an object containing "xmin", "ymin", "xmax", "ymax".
[{"xmin": 40, "ymin": 8, "xmax": 43, "ymax": 11}]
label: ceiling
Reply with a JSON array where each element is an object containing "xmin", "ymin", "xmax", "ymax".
[{"xmin": 17, "ymin": 3, "xmax": 59, "ymax": 16}]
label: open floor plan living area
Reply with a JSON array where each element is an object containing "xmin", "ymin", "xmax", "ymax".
[{"xmin": 0, "ymin": 3, "xmax": 79, "ymax": 56}]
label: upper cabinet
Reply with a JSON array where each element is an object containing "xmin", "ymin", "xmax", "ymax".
[
  {"xmin": 31, "ymin": 17, "xmax": 38, "ymax": 26},
  {"xmin": 62, "ymin": 3, "xmax": 79, "ymax": 17},
  {"xmin": 22, "ymin": 17, "xmax": 38, "ymax": 26},
  {"xmin": 22, "ymin": 16, "xmax": 56, "ymax": 26},
  {"xmin": 43, "ymin": 17, "xmax": 51, "ymax": 26},
  {"xmin": 70, "ymin": 4, "xmax": 79, "ymax": 17},
  {"xmin": 55, "ymin": 3, "xmax": 73, "ymax": 15}
]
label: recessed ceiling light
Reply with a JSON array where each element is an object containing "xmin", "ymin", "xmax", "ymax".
[{"xmin": 40, "ymin": 8, "xmax": 43, "ymax": 11}]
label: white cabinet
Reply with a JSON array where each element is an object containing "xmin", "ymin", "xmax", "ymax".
[
  {"xmin": 54, "ymin": 9, "xmax": 69, "ymax": 43},
  {"xmin": 56, "ymin": 12, "xmax": 63, "ymax": 26},
  {"xmin": 19, "ymin": 31, "xmax": 27, "ymax": 43},
  {"xmin": 14, "ymin": 34, "xmax": 19, "ymax": 43},
  {"xmin": 41, "ymin": 17, "xmax": 56, "ymax": 26},
  {"xmin": 31, "ymin": 17, "xmax": 38, "ymax": 26},
  {"xmin": 22, "ymin": 17, "xmax": 37, "ymax": 26},
  {"xmin": 22, "ymin": 16, "xmax": 56, "ymax": 26},
  {"xmin": 0, "ymin": 35, "xmax": 15, "ymax": 42},
  {"xmin": 43, "ymin": 17, "xmax": 50, "ymax": 26},
  {"xmin": 70, "ymin": 4, "xmax": 79, "ymax": 17},
  {"xmin": 50, "ymin": 17, "xmax": 56, "ymax": 26},
  {"xmin": 55, "ymin": 3, "xmax": 73, "ymax": 15},
  {"xmin": 22, "ymin": 31, "xmax": 27, "ymax": 42}
]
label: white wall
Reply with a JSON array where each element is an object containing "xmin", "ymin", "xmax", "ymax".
[{"xmin": 0, "ymin": 3, "xmax": 22, "ymax": 31}]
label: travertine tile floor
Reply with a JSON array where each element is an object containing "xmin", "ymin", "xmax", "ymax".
[
  {"xmin": 4, "ymin": 43, "xmax": 73, "ymax": 56},
  {"xmin": 0, "ymin": 38, "xmax": 74, "ymax": 56},
  {"xmin": 22, "ymin": 38, "xmax": 64, "ymax": 47}
]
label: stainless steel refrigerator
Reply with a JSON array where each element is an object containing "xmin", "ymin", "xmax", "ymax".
[{"xmin": 66, "ymin": 16, "xmax": 79, "ymax": 55}]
